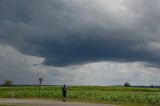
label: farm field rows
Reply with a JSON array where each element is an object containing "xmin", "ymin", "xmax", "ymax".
[{"xmin": 0, "ymin": 86, "xmax": 160, "ymax": 105}]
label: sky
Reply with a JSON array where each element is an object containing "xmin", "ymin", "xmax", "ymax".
[{"xmin": 0, "ymin": 0, "xmax": 160, "ymax": 85}]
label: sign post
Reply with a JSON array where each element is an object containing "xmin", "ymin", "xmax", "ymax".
[{"xmin": 38, "ymin": 78, "xmax": 43, "ymax": 97}]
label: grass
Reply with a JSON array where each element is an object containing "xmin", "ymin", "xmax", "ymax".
[
  {"xmin": 0, "ymin": 86, "xmax": 160, "ymax": 105},
  {"xmin": 0, "ymin": 104, "xmax": 21, "ymax": 106}
]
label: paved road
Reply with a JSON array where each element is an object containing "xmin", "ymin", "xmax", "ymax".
[{"xmin": 0, "ymin": 98, "xmax": 116, "ymax": 106}]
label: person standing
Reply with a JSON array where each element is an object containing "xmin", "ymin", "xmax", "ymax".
[{"xmin": 61, "ymin": 85, "xmax": 67, "ymax": 102}]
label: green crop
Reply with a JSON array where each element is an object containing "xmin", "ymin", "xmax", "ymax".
[{"xmin": 0, "ymin": 86, "xmax": 160, "ymax": 105}]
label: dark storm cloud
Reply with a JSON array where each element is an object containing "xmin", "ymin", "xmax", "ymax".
[{"xmin": 0, "ymin": 0, "xmax": 160, "ymax": 67}]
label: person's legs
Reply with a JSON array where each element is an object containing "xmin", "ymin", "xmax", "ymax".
[
  {"xmin": 63, "ymin": 91, "xmax": 66, "ymax": 102},
  {"xmin": 63, "ymin": 96, "xmax": 65, "ymax": 102}
]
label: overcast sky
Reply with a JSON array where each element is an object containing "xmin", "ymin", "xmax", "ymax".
[{"xmin": 0, "ymin": 0, "xmax": 160, "ymax": 85}]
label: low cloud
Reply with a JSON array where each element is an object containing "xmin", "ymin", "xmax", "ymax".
[
  {"xmin": 0, "ymin": 45, "xmax": 41, "ymax": 84},
  {"xmin": 0, "ymin": 45, "xmax": 160, "ymax": 85}
]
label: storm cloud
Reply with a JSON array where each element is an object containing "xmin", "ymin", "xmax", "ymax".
[{"xmin": 0, "ymin": 0, "xmax": 160, "ymax": 67}]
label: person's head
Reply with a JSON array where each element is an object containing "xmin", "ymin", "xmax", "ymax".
[{"xmin": 63, "ymin": 85, "xmax": 67, "ymax": 88}]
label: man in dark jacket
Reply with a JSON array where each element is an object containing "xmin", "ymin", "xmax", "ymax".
[{"xmin": 62, "ymin": 85, "xmax": 67, "ymax": 102}]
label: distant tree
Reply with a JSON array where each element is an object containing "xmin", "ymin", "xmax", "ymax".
[
  {"xmin": 124, "ymin": 82, "xmax": 130, "ymax": 87},
  {"xmin": 150, "ymin": 84, "xmax": 154, "ymax": 88},
  {"xmin": 3, "ymin": 80, "xmax": 13, "ymax": 86}
]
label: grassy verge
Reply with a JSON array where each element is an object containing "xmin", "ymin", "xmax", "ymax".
[{"xmin": 0, "ymin": 104, "xmax": 21, "ymax": 106}]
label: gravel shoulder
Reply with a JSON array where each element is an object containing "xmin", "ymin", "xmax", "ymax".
[{"xmin": 0, "ymin": 98, "xmax": 116, "ymax": 106}]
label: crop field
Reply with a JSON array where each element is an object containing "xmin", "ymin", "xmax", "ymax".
[{"xmin": 0, "ymin": 86, "xmax": 160, "ymax": 105}]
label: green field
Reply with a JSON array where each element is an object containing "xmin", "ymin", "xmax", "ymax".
[{"xmin": 0, "ymin": 86, "xmax": 160, "ymax": 105}]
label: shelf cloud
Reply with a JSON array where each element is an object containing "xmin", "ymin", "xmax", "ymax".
[{"xmin": 0, "ymin": 0, "xmax": 160, "ymax": 67}]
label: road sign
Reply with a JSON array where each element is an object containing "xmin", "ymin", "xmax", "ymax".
[{"xmin": 39, "ymin": 78, "xmax": 43, "ymax": 85}]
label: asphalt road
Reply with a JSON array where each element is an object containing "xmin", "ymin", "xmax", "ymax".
[{"xmin": 0, "ymin": 98, "xmax": 116, "ymax": 106}]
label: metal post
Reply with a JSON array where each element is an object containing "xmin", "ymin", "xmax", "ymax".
[
  {"xmin": 12, "ymin": 91, "xmax": 14, "ymax": 98},
  {"xmin": 38, "ymin": 78, "xmax": 43, "ymax": 97},
  {"xmin": 39, "ymin": 84, "xmax": 40, "ymax": 97}
]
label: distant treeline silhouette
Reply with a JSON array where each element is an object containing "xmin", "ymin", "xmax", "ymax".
[{"xmin": 0, "ymin": 84, "xmax": 160, "ymax": 88}]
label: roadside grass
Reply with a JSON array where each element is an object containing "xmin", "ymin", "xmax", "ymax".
[
  {"xmin": 0, "ymin": 86, "xmax": 160, "ymax": 105},
  {"xmin": 0, "ymin": 104, "xmax": 21, "ymax": 106}
]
